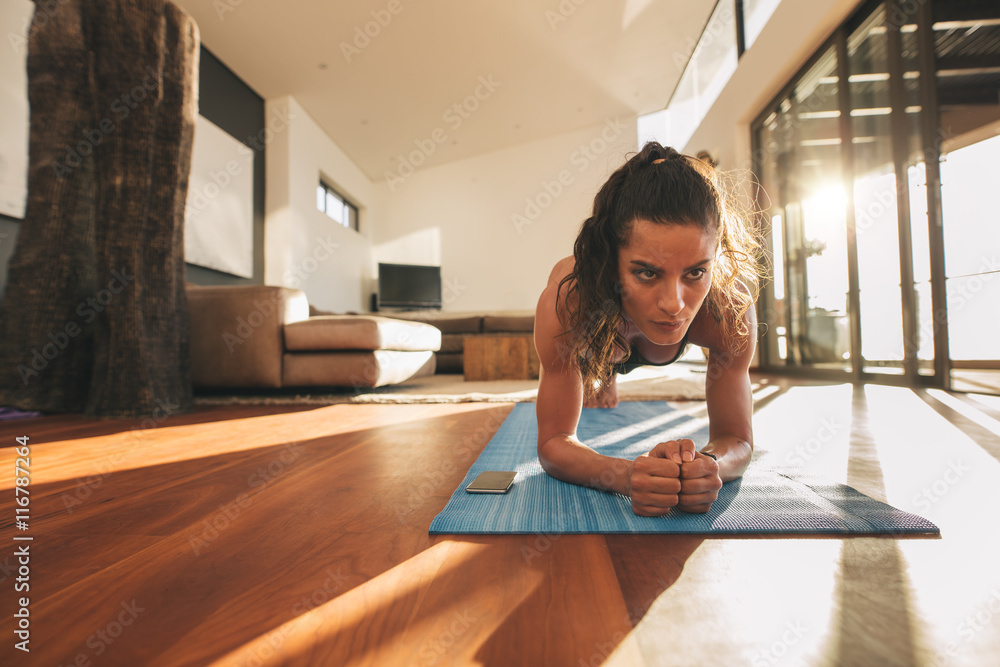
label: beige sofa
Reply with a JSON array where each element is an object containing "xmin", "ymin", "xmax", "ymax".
[{"xmin": 187, "ymin": 285, "xmax": 441, "ymax": 389}]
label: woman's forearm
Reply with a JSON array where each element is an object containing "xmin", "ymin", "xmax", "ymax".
[{"xmin": 537, "ymin": 434, "xmax": 634, "ymax": 496}]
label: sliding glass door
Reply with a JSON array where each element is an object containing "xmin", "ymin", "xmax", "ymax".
[
  {"xmin": 756, "ymin": 47, "xmax": 851, "ymax": 372},
  {"xmin": 754, "ymin": 0, "xmax": 999, "ymax": 392}
]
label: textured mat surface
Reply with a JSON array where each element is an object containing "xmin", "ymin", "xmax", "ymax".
[{"xmin": 429, "ymin": 402, "xmax": 939, "ymax": 535}]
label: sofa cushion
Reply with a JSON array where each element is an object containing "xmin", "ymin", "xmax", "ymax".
[
  {"xmin": 483, "ymin": 312, "xmax": 535, "ymax": 333},
  {"xmin": 283, "ymin": 315, "xmax": 441, "ymax": 352},
  {"xmin": 385, "ymin": 311, "xmax": 483, "ymax": 334},
  {"xmin": 283, "ymin": 350, "xmax": 436, "ymax": 388}
]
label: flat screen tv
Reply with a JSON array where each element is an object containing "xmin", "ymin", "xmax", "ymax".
[{"xmin": 377, "ymin": 263, "xmax": 442, "ymax": 310}]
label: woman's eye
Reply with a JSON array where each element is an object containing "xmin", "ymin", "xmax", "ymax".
[
  {"xmin": 636, "ymin": 269, "xmax": 656, "ymax": 280},
  {"xmin": 688, "ymin": 268, "xmax": 707, "ymax": 279}
]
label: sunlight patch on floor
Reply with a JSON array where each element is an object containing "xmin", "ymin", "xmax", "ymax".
[
  {"xmin": 927, "ymin": 389, "xmax": 1000, "ymax": 438},
  {"xmin": 751, "ymin": 384, "xmax": 854, "ymax": 484},
  {"xmin": 606, "ymin": 539, "xmax": 843, "ymax": 666},
  {"xmin": 206, "ymin": 539, "xmax": 539, "ymax": 667},
  {"xmin": 0, "ymin": 403, "xmax": 499, "ymax": 488}
]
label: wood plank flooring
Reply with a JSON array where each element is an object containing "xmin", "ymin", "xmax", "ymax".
[{"xmin": 1, "ymin": 377, "xmax": 999, "ymax": 666}]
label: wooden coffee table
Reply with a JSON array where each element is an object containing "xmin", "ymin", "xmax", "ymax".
[{"xmin": 463, "ymin": 334, "xmax": 540, "ymax": 381}]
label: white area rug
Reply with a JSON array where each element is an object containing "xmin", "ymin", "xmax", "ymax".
[{"xmin": 194, "ymin": 364, "xmax": 708, "ymax": 406}]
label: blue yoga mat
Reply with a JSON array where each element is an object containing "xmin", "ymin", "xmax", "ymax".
[{"xmin": 429, "ymin": 402, "xmax": 939, "ymax": 535}]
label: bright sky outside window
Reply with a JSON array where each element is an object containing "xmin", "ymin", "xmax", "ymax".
[{"xmin": 317, "ymin": 180, "xmax": 358, "ymax": 231}]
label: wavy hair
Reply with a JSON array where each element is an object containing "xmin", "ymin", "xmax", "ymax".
[{"xmin": 557, "ymin": 141, "xmax": 764, "ymax": 397}]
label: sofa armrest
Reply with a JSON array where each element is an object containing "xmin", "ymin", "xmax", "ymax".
[{"xmin": 187, "ymin": 285, "xmax": 310, "ymax": 388}]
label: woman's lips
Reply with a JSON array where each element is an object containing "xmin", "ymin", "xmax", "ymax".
[{"xmin": 652, "ymin": 320, "xmax": 683, "ymax": 333}]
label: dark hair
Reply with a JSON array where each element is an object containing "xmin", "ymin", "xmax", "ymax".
[{"xmin": 557, "ymin": 141, "xmax": 762, "ymax": 397}]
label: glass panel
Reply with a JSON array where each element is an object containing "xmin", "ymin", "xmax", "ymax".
[
  {"xmin": 946, "ymin": 274, "xmax": 1000, "ymax": 361},
  {"xmin": 666, "ymin": 66, "xmax": 698, "ymax": 150},
  {"xmin": 899, "ymin": 2, "xmax": 934, "ymax": 376},
  {"xmin": 941, "ymin": 135, "xmax": 1000, "ymax": 363},
  {"xmin": 347, "ymin": 203, "xmax": 359, "ymax": 231},
  {"xmin": 743, "ymin": 0, "xmax": 782, "ymax": 51},
  {"xmin": 756, "ymin": 118, "xmax": 786, "ymax": 365},
  {"xmin": 755, "ymin": 46, "xmax": 848, "ymax": 370},
  {"xmin": 849, "ymin": 6, "xmax": 905, "ymax": 374},
  {"xmin": 665, "ymin": 0, "xmax": 738, "ymax": 149},
  {"xmin": 317, "ymin": 185, "xmax": 326, "ymax": 213},
  {"xmin": 909, "ymin": 162, "xmax": 935, "ymax": 368},
  {"xmin": 326, "ymin": 191, "xmax": 344, "ymax": 224},
  {"xmin": 941, "ymin": 135, "xmax": 1000, "ymax": 280},
  {"xmin": 934, "ymin": 6, "xmax": 1000, "ymax": 392},
  {"xmin": 771, "ymin": 210, "xmax": 788, "ymax": 362},
  {"xmin": 914, "ymin": 280, "xmax": 934, "ymax": 368},
  {"xmin": 637, "ymin": 109, "xmax": 668, "ymax": 148}
]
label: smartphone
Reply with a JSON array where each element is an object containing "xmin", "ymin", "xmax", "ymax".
[{"xmin": 465, "ymin": 471, "xmax": 517, "ymax": 494}]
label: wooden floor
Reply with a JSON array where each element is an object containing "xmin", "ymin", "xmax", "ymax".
[{"xmin": 1, "ymin": 375, "xmax": 999, "ymax": 666}]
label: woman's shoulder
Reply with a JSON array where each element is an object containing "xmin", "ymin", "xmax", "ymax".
[
  {"xmin": 688, "ymin": 299, "xmax": 757, "ymax": 360},
  {"xmin": 534, "ymin": 257, "xmax": 579, "ymax": 367},
  {"xmin": 537, "ymin": 256, "xmax": 575, "ymax": 321},
  {"xmin": 546, "ymin": 256, "xmax": 576, "ymax": 287}
]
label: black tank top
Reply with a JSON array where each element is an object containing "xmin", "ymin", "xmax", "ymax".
[{"xmin": 610, "ymin": 333, "xmax": 690, "ymax": 376}]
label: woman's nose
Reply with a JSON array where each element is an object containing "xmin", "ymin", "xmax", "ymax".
[{"xmin": 658, "ymin": 281, "xmax": 684, "ymax": 316}]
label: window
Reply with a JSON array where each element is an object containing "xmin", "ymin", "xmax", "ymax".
[
  {"xmin": 317, "ymin": 180, "xmax": 358, "ymax": 231},
  {"xmin": 640, "ymin": 0, "xmax": 786, "ymax": 150},
  {"xmin": 661, "ymin": 0, "xmax": 739, "ymax": 150},
  {"xmin": 742, "ymin": 0, "xmax": 782, "ymax": 51}
]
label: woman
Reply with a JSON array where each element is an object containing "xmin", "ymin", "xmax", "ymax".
[{"xmin": 533, "ymin": 142, "xmax": 762, "ymax": 516}]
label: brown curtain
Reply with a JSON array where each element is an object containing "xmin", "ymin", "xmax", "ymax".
[{"xmin": 0, "ymin": 0, "xmax": 198, "ymax": 418}]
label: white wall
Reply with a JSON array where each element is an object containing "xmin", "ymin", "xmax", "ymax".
[
  {"xmin": 265, "ymin": 96, "xmax": 381, "ymax": 313},
  {"xmin": 375, "ymin": 116, "xmax": 638, "ymax": 312}
]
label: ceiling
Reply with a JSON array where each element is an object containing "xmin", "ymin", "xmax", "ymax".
[{"xmin": 173, "ymin": 0, "xmax": 715, "ymax": 182}]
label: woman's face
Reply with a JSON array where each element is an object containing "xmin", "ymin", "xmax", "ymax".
[{"xmin": 617, "ymin": 219, "xmax": 717, "ymax": 345}]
